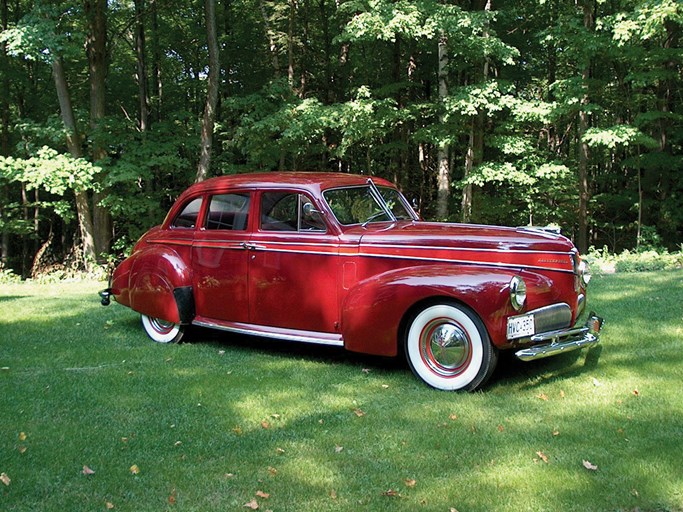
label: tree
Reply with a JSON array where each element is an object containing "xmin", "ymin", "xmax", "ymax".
[{"xmin": 196, "ymin": 0, "xmax": 220, "ymax": 182}]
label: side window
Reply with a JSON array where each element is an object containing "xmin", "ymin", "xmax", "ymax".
[
  {"xmin": 260, "ymin": 192, "xmax": 325, "ymax": 233},
  {"xmin": 172, "ymin": 197, "xmax": 202, "ymax": 229},
  {"xmin": 206, "ymin": 193, "xmax": 250, "ymax": 230}
]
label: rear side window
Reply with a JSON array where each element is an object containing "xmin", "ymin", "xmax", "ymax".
[
  {"xmin": 171, "ymin": 198, "xmax": 202, "ymax": 228},
  {"xmin": 206, "ymin": 193, "xmax": 250, "ymax": 230}
]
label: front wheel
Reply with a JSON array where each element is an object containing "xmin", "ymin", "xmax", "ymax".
[
  {"xmin": 404, "ymin": 302, "xmax": 497, "ymax": 391},
  {"xmin": 141, "ymin": 314, "xmax": 184, "ymax": 344}
]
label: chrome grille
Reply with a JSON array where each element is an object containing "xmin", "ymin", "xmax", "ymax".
[{"xmin": 532, "ymin": 303, "xmax": 572, "ymax": 333}]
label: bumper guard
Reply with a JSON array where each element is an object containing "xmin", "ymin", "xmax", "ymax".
[{"xmin": 515, "ymin": 313, "xmax": 604, "ymax": 362}]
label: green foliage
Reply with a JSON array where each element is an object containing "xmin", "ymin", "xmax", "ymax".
[
  {"xmin": 0, "ymin": 2, "xmax": 84, "ymax": 62},
  {"xmin": 582, "ymin": 125, "xmax": 659, "ymax": 150},
  {"xmin": 0, "ymin": 147, "xmax": 101, "ymax": 195}
]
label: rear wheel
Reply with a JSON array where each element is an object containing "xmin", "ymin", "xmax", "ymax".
[
  {"xmin": 404, "ymin": 302, "xmax": 497, "ymax": 391},
  {"xmin": 141, "ymin": 314, "xmax": 184, "ymax": 344}
]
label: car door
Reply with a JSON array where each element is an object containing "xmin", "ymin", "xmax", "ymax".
[
  {"xmin": 248, "ymin": 190, "xmax": 340, "ymax": 334},
  {"xmin": 192, "ymin": 191, "xmax": 252, "ymax": 323}
]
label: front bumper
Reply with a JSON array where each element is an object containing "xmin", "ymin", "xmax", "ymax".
[{"xmin": 514, "ymin": 313, "xmax": 604, "ymax": 362}]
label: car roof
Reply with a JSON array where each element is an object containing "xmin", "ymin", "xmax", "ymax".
[{"xmin": 184, "ymin": 172, "xmax": 395, "ymax": 195}]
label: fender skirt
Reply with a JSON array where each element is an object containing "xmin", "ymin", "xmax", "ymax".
[{"xmin": 174, "ymin": 286, "xmax": 195, "ymax": 324}]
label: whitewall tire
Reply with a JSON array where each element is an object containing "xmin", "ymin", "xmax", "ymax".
[
  {"xmin": 405, "ymin": 302, "xmax": 497, "ymax": 391},
  {"xmin": 141, "ymin": 314, "xmax": 184, "ymax": 344}
]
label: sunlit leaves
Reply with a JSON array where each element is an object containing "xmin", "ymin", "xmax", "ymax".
[
  {"xmin": 0, "ymin": 147, "xmax": 101, "ymax": 195},
  {"xmin": 583, "ymin": 125, "xmax": 659, "ymax": 150}
]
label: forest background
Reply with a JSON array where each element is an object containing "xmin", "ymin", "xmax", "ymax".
[{"xmin": 0, "ymin": 0, "xmax": 680, "ymax": 277}]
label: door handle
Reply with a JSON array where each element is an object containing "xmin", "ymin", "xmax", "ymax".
[{"xmin": 241, "ymin": 242, "xmax": 265, "ymax": 251}]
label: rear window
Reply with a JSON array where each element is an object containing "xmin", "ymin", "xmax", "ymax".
[{"xmin": 171, "ymin": 198, "xmax": 202, "ymax": 229}]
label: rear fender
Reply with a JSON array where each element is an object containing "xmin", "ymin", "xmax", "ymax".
[
  {"xmin": 125, "ymin": 245, "xmax": 193, "ymax": 324},
  {"xmin": 341, "ymin": 265, "xmax": 526, "ymax": 356}
]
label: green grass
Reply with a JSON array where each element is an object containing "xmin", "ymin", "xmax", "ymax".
[{"xmin": 1, "ymin": 272, "xmax": 682, "ymax": 512}]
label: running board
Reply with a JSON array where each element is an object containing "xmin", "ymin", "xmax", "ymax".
[{"xmin": 192, "ymin": 317, "xmax": 344, "ymax": 347}]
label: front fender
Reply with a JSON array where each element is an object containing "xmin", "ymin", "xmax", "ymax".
[
  {"xmin": 121, "ymin": 244, "xmax": 193, "ymax": 324},
  {"xmin": 341, "ymin": 264, "xmax": 526, "ymax": 356}
]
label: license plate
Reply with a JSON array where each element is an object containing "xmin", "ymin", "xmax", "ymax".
[{"xmin": 507, "ymin": 314, "xmax": 535, "ymax": 340}]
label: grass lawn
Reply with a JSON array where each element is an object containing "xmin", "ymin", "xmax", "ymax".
[{"xmin": 1, "ymin": 271, "xmax": 682, "ymax": 511}]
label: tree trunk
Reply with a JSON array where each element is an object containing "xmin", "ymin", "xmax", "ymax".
[
  {"xmin": 51, "ymin": 57, "xmax": 97, "ymax": 269},
  {"xmin": 150, "ymin": 0, "xmax": 162, "ymax": 122},
  {"xmin": 196, "ymin": 0, "xmax": 220, "ymax": 182},
  {"xmin": 288, "ymin": 0, "xmax": 296, "ymax": 89},
  {"xmin": 461, "ymin": 0, "xmax": 491, "ymax": 223},
  {"xmin": 85, "ymin": 0, "xmax": 111, "ymax": 260},
  {"xmin": 134, "ymin": 0, "xmax": 150, "ymax": 131},
  {"xmin": 260, "ymin": 0, "xmax": 281, "ymax": 78},
  {"xmin": 1, "ymin": 0, "xmax": 9, "ymax": 157},
  {"xmin": 436, "ymin": 32, "xmax": 450, "ymax": 220},
  {"xmin": 577, "ymin": 1, "xmax": 593, "ymax": 254}
]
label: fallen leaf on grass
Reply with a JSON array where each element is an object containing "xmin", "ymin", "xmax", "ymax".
[
  {"xmin": 82, "ymin": 465, "xmax": 96, "ymax": 475},
  {"xmin": 449, "ymin": 414, "xmax": 458, "ymax": 421},
  {"xmin": 232, "ymin": 426, "xmax": 243, "ymax": 435},
  {"xmin": 382, "ymin": 489, "xmax": 401, "ymax": 497},
  {"xmin": 538, "ymin": 393, "xmax": 549, "ymax": 401},
  {"xmin": 168, "ymin": 488, "xmax": 177, "ymax": 505},
  {"xmin": 244, "ymin": 499, "xmax": 259, "ymax": 509},
  {"xmin": 275, "ymin": 447, "xmax": 285, "ymax": 455},
  {"xmin": 255, "ymin": 490, "xmax": 270, "ymax": 499},
  {"xmin": 582, "ymin": 460, "xmax": 598, "ymax": 471},
  {"xmin": 334, "ymin": 445, "xmax": 344, "ymax": 453},
  {"xmin": 353, "ymin": 408, "xmax": 365, "ymax": 417},
  {"xmin": 18, "ymin": 446, "xmax": 27, "ymax": 454},
  {"xmin": 632, "ymin": 388, "xmax": 639, "ymax": 396},
  {"xmin": 1, "ymin": 473, "xmax": 10, "ymax": 486},
  {"xmin": 105, "ymin": 502, "xmax": 115, "ymax": 510},
  {"xmin": 267, "ymin": 466, "xmax": 277, "ymax": 476},
  {"xmin": 18, "ymin": 432, "xmax": 27, "ymax": 442},
  {"xmin": 497, "ymin": 424, "xmax": 505, "ymax": 432},
  {"xmin": 129, "ymin": 464, "xmax": 140, "ymax": 475},
  {"xmin": 260, "ymin": 421, "xmax": 270, "ymax": 429},
  {"xmin": 404, "ymin": 478, "xmax": 416, "ymax": 488},
  {"xmin": 536, "ymin": 451, "xmax": 549, "ymax": 464},
  {"xmin": 552, "ymin": 430, "xmax": 560, "ymax": 437}
]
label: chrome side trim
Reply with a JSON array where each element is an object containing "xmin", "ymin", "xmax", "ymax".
[{"xmin": 192, "ymin": 318, "xmax": 344, "ymax": 347}]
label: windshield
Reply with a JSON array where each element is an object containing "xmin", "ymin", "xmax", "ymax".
[{"xmin": 323, "ymin": 185, "xmax": 415, "ymax": 226}]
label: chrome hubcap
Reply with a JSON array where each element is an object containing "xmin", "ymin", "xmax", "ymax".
[
  {"xmin": 151, "ymin": 317, "xmax": 175, "ymax": 334},
  {"xmin": 421, "ymin": 320, "xmax": 471, "ymax": 376}
]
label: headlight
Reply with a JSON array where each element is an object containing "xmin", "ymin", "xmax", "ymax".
[
  {"xmin": 579, "ymin": 260, "xmax": 591, "ymax": 286},
  {"xmin": 509, "ymin": 276, "xmax": 527, "ymax": 311}
]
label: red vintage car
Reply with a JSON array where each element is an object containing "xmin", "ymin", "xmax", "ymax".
[{"xmin": 100, "ymin": 172, "xmax": 602, "ymax": 391}]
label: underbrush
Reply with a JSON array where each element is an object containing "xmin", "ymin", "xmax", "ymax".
[{"xmin": 587, "ymin": 246, "xmax": 683, "ymax": 274}]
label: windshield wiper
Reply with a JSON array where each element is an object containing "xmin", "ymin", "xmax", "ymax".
[{"xmin": 363, "ymin": 178, "xmax": 396, "ymax": 227}]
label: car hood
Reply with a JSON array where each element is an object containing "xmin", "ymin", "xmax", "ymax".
[{"xmin": 350, "ymin": 221, "xmax": 578, "ymax": 273}]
